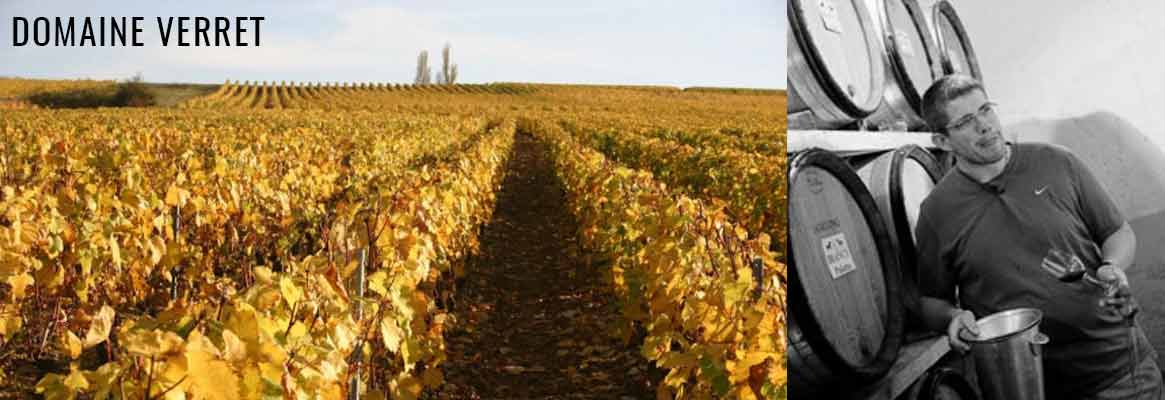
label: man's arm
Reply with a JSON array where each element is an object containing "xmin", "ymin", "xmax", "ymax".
[
  {"xmin": 1100, "ymin": 221, "xmax": 1136, "ymax": 274},
  {"xmin": 1062, "ymin": 148, "xmax": 1134, "ymax": 294},
  {"xmin": 1098, "ymin": 222, "xmax": 1137, "ymax": 316},
  {"xmin": 920, "ymin": 296, "xmax": 959, "ymax": 332},
  {"xmin": 921, "ymin": 296, "xmax": 978, "ymax": 352},
  {"xmin": 913, "ymin": 198, "xmax": 980, "ymax": 350},
  {"xmin": 1063, "ymin": 149, "xmax": 1129, "ymax": 266}
]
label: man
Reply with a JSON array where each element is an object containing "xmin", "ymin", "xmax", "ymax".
[{"xmin": 914, "ymin": 74, "xmax": 1161, "ymax": 399}]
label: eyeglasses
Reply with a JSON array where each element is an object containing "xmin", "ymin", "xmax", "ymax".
[{"xmin": 944, "ymin": 102, "xmax": 997, "ymax": 132}]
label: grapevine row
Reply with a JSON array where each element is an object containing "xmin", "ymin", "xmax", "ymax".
[
  {"xmin": 0, "ymin": 109, "xmax": 514, "ymax": 398},
  {"xmin": 565, "ymin": 123, "xmax": 788, "ymax": 259},
  {"xmin": 183, "ymin": 81, "xmax": 538, "ymax": 110},
  {"xmin": 531, "ymin": 120, "xmax": 786, "ymax": 399}
]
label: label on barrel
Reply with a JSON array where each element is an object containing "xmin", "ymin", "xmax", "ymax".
[
  {"xmin": 814, "ymin": 218, "xmax": 841, "ymax": 235},
  {"xmin": 895, "ymin": 29, "xmax": 915, "ymax": 58},
  {"xmin": 805, "ymin": 170, "xmax": 825, "ymax": 194},
  {"xmin": 821, "ymin": 232, "xmax": 857, "ymax": 279},
  {"xmin": 817, "ymin": 0, "xmax": 844, "ymax": 34}
]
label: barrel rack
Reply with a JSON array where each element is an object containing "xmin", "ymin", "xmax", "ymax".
[
  {"xmin": 854, "ymin": 335, "xmax": 951, "ymax": 400},
  {"xmin": 789, "ymin": 128, "xmax": 963, "ymax": 400},
  {"xmin": 788, "ymin": 128, "xmax": 936, "ymax": 156}
]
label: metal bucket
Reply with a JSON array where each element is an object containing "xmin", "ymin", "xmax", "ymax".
[{"xmin": 963, "ymin": 308, "xmax": 1049, "ymax": 400}]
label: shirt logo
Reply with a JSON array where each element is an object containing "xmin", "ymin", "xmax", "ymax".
[{"xmin": 1035, "ymin": 185, "xmax": 1049, "ymax": 196}]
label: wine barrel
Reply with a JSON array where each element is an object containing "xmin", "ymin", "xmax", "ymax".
[
  {"xmin": 864, "ymin": 0, "xmax": 944, "ymax": 130},
  {"xmin": 932, "ymin": 0, "xmax": 982, "ymax": 81},
  {"xmin": 788, "ymin": 0, "xmax": 887, "ymax": 128},
  {"xmin": 788, "ymin": 149, "xmax": 905, "ymax": 394},
  {"xmin": 904, "ymin": 368, "xmax": 981, "ymax": 400},
  {"xmin": 854, "ymin": 145, "xmax": 942, "ymax": 330}
]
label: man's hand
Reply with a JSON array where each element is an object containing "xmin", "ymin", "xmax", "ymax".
[
  {"xmin": 947, "ymin": 309, "xmax": 979, "ymax": 353},
  {"xmin": 1098, "ymin": 265, "xmax": 1138, "ymax": 318},
  {"xmin": 1097, "ymin": 264, "xmax": 1129, "ymax": 289}
]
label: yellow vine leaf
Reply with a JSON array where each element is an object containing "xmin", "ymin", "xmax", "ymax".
[
  {"xmin": 165, "ymin": 185, "xmax": 191, "ymax": 207},
  {"xmin": 35, "ymin": 373, "xmax": 70, "ymax": 400},
  {"xmin": 380, "ymin": 317, "xmax": 403, "ymax": 354},
  {"xmin": 366, "ymin": 271, "xmax": 388, "ymax": 297},
  {"xmin": 83, "ymin": 305, "xmax": 115, "ymax": 348},
  {"xmin": 124, "ymin": 330, "xmax": 184, "ymax": 357},
  {"xmin": 36, "ymin": 365, "xmax": 89, "ymax": 400},
  {"xmin": 221, "ymin": 329, "xmax": 246, "ymax": 363},
  {"xmin": 7, "ymin": 272, "xmax": 33, "ymax": 300},
  {"xmin": 252, "ymin": 266, "xmax": 275, "ymax": 285},
  {"xmin": 729, "ymin": 352, "xmax": 773, "ymax": 383},
  {"xmin": 81, "ymin": 363, "xmax": 120, "ymax": 400},
  {"xmin": 35, "ymin": 263, "xmax": 66, "ymax": 290},
  {"xmin": 148, "ymin": 236, "xmax": 165, "ymax": 266},
  {"xmin": 108, "ymin": 239, "xmax": 122, "ymax": 268},
  {"xmin": 287, "ymin": 321, "xmax": 308, "ymax": 344},
  {"xmin": 60, "ymin": 331, "xmax": 82, "ymax": 359},
  {"xmin": 157, "ymin": 353, "xmax": 189, "ymax": 398},
  {"xmin": 186, "ymin": 349, "xmax": 240, "ymax": 400},
  {"xmin": 279, "ymin": 277, "xmax": 302, "ymax": 308},
  {"xmin": 239, "ymin": 364, "xmax": 263, "ymax": 400},
  {"xmin": 0, "ymin": 312, "xmax": 21, "ymax": 339}
]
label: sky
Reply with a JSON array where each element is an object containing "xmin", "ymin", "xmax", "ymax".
[{"xmin": 0, "ymin": 0, "xmax": 787, "ymax": 89}]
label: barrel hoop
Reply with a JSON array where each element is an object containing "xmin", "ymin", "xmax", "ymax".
[
  {"xmin": 889, "ymin": 145, "xmax": 942, "ymax": 326},
  {"xmin": 787, "ymin": 311, "xmax": 839, "ymax": 391},
  {"xmin": 888, "ymin": 145, "xmax": 941, "ymax": 272},
  {"xmin": 932, "ymin": 0, "xmax": 983, "ymax": 81}
]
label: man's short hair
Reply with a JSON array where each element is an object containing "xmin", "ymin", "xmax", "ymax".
[{"xmin": 921, "ymin": 74, "xmax": 986, "ymax": 134}]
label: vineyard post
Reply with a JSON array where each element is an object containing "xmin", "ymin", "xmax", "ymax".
[
  {"xmin": 751, "ymin": 258, "xmax": 764, "ymax": 301},
  {"xmin": 348, "ymin": 247, "xmax": 367, "ymax": 400},
  {"xmin": 171, "ymin": 204, "xmax": 181, "ymax": 300}
]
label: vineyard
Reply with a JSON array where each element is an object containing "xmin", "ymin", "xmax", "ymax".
[{"xmin": 0, "ymin": 79, "xmax": 787, "ymax": 399}]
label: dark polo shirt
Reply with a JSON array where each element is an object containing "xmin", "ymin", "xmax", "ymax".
[{"xmin": 915, "ymin": 142, "xmax": 1153, "ymax": 397}]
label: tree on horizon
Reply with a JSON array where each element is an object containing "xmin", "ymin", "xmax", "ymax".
[
  {"xmin": 414, "ymin": 50, "xmax": 432, "ymax": 85},
  {"xmin": 440, "ymin": 43, "xmax": 458, "ymax": 85}
]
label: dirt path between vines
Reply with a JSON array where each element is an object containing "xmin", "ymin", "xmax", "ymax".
[{"xmin": 432, "ymin": 133, "xmax": 655, "ymax": 399}]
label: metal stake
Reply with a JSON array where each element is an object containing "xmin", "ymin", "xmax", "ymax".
[{"xmin": 348, "ymin": 248, "xmax": 367, "ymax": 400}]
